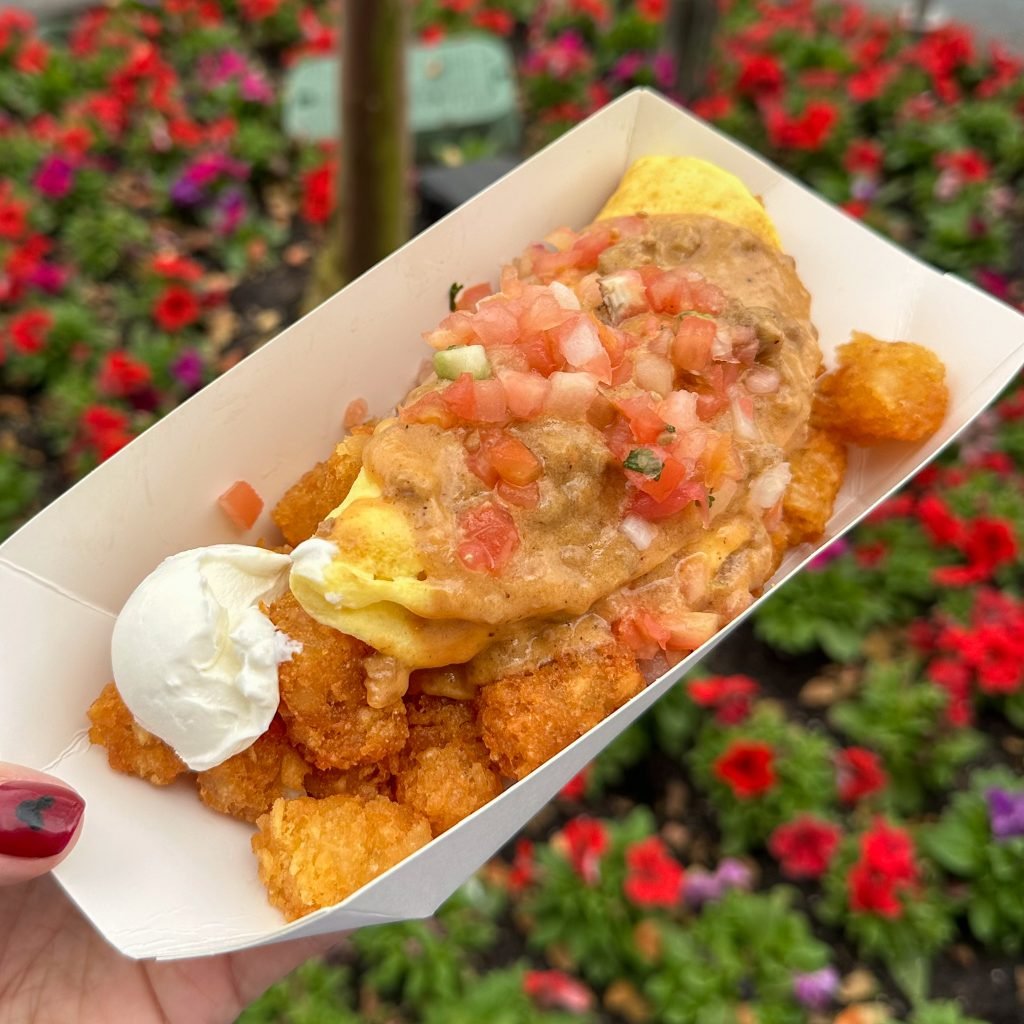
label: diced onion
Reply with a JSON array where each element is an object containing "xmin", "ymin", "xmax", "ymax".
[
  {"xmin": 549, "ymin": 281, "xmax": 581, "ymax": 310},
  {"xmin": 558, "ymin": 317, "xmax": 603, "ymax": 368},
  {"xmin": 545, "ymin": 371, "xmax": 598, "ymax": 419},
  {"xmin": 729, "ymin": 386, "xmax": 760, "ymax": 441},
  {"xmin": 749, "ymin": 462, "xmax": 792, "ymax": 509},
  {"xmin": 621, "ymin": 513, "xmax": 657, "ymax": 551},
  {"xmin": 711, "ymin": 325, "xmax": 734, "ymax": 360},
  {"xmin": 657, "ymin": 390, "xmax": 699, "ymax": 432},
  {"xmin": 743, "ymin": 365, "xmax": 782, "ymax": 394},
  {"xmin": 634, "ymin": 351, "xmax": 675, "ymax": 398}
]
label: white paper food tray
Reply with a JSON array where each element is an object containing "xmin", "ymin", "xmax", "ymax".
[{"xmin": 1, "ymin": 89, "xmax": 1021, "ymax": 961}]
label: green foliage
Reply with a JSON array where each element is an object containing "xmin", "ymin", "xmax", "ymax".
[
  {"xmin": 236, "ymin": 959, "xmax": 360, "ymax": 1024},
  {"xmin": 689, "ymin": 705, "xmax": 836, "ymax": 853},
  {"xmin": 829, "ymin": 661, "xmax": 988, "ymax": 815},
  {"xmin": 920, "ymin": 768, "xmax": 1024, "ymax": 954},
  {"xmin": 645, "ymin": 889, "xmax": 830, "ymax": 1024},
  {"xmin": 62, "ymin": 205, "xmax": 151, "ymax": 281},
  {"xmin": 909, "ymin": 1001, "xmax": 988, "ymax": 1024},
  {"xmin": 753, "ymin": 559, "xmax": 891, "ymax": 660},
  {"xmin": 421, "ymin": 966, "xmax": 594, "ymax": 1024},
  {"xmin": 0, "ymin": 453, "xmax": 40, "ymax": 536},
  {"xmin": 523, "ymin": 809, "xmax": 657, "ymax": 987}
]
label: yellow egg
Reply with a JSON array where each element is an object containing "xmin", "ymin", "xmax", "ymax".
[{"xmin": 597, "ymin": 156, "xmax": 780, "ymax": 249}]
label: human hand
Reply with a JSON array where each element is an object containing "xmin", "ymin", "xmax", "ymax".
[{"xmin": 0, "ymin": 763, "xmax": 332, "ymax": 1024}]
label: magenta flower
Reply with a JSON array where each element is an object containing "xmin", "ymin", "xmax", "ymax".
[
  {"xmin": 240, "ymin": 70, "xmax": 273, "ymax": 103},
  {"xmin": 34, "ymin": 154, "xmax": 75, "ymax": 199},
  {"xmin": 682, "ymin": 868, "xmax": 719, "ymax": 908},
  {"xmin": 171, "ymin": 349, "xmax": 204, "ymax": 391},
  {"xmin": 612, "ymin": 53, "xmax": 645, "ymax": 81},
  {"xmin": 808, "ymin": 537, "xmax": 850, "ymax": 571},
  {"xmin": 652, "ymin": 53, "xmax": 675, "ymax": 89}
]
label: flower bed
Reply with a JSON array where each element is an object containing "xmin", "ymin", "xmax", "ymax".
[{"xmin": 2, "ymin": 2, "xmax": 1023, "ymax": 1020}]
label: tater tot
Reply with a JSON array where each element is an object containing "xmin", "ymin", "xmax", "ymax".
[
  {"xmin": 783, "ymin": 427, "xmax": 848, "ymax": 545},
  {"xmin": 196, "ymin": 720, "xmax": 309, "ymax": 823},
  {"xmin": 271, "ymin": 428, "xmax": 372, "ymax": 546},
  {"xmin": 87, "ymin": 683, "xmax": 188, "ymax": 786},
  {"xmin": 252, "ymin": 795, "xmax": 432, "ymax": 920},
  {"xmin": 269, "ymin": 592, "xmax": 409, "ymax": 771},
  {"xmin": 475, "ymin": 639, "xmax": 645, "ymax": 780},
  {"xmin": 813, "ymin": 332, "xmax": 948, "ymax": 445},
  {"xmin": 393, "ymin": 695, "xmax": 503, "ymax": 834},
  {"xmin": 303, "ymin": 762, "xmax": 393, "ymax": 801}
]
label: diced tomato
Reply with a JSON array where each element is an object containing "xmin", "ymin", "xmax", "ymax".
[
  {"xmin": 611, "ymin": 359, "xmax": 634, "ymax": 386},
  {"xmin": 545, "ymin": 371, "xmax": 598, "ymax": 419},
  {"xmin": 628, "ymin": 479, "xmax": 706, "ymax": 521},
  {"xmin": 519, "ymin": 290, "xmax": 574, "ymax": 334},
  {"xmin": 500, "ymin": 370, "xmax": 551, "ymax": 419},
  {"xmin": 465, "ymin": 443, "xmax": 498, "ymax": 487},
  {"xmin": 472, "ymin": 378, "xmax": 509, "ymax": 422},
  {"xmin": 343, "ymin": 397, "xmax": 368, "ymax": 429},
  {"xmin": 456, "ymin": 282, "xmax": 492, "ymax": 312},
  {"xmin": 425, "ymin": 311, "xmax": 477, "ymax": 350},
  {"xmin": 545, "ymin": 226, "xmax": 578, "ymax": 252},
  {"xmin": 485, "ymin": 433, "xmax": 542, "ymax": 486},
  {"xmin": 457, "ymin": 501, "xmax": 520, "ymax": 573},
  {"xmin": 612, "ymin": 395, "xmax": 666, "ymax": 444},
  {"xmin": 645, "ymin": 268, "xmax": 693, "ymax": 315},
  {"xmin": 701, "ymin": 432, "xmax": 744, "ymax": 489},
  {"xmin": 613, "ymin": 609, "xmax": 669, "ymax": 660},
  {"xmin": 630, "ymin": 455, "xmax": 688, "ymax": 503},
  {"xmin": 530, "ymin": 247, "xmax": 578, "ymax": 280},
  {"xmin": 603, "ymin": 416, "xmax": 634, "ymax": 460},
  {"xmin": 470, "ymin": 301, "xmax": 520, "ymax": 348},
  {"xmin": 400, "ymin": 390, "xmax": 459, "ymax": 428},
  {"xmin": 441, "ymin": 372, "xmax": 478, "ymax": 419},
  {"xmin": 218, "ymin": 480, "xmax": 263, "ymax": 531},
  {"xmin": 690, "ymin": 278, "xmax": 726, "ymax": 315},
  {"xmin": 596, "ymin": 321, "xmax": 628, "ymax": 367},
  {"xmin": 496, "ymin": 478, "xmax": 540, "ymax": 509},
  {"xmin": 672, "ymin": 317, "xmax": 716, "ymax": 372},
  {"xmin": 657, "ymin": 390, "xmax": 699, "ymax": 432},
  {"xmin": 587, "ymin": 392, "xmax": 618, "ymax": 430},
  {"xmin": 570, "ymin": 225, "xmax": 614, "ymax": 268},
  {"xmin": 696, "ymin": 391, "xmax": 728, "ymax": 420},
  {"xmin": 519, "ymin": 331, "xmax": 562, "ymax": 376}
]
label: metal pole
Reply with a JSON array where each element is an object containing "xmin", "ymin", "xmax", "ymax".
[{"xmin": 666, "ymin": 0, "xmax": 720, "ymax": 103}]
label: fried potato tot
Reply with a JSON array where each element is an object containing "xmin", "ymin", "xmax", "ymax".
[
  {"xmin": 393, "ymin": 695, "xmax": 503, "ymax": 834},
  {"xmin": 252, "ymin": 795, "xmax": 432, "ymax": 920},
  {"xmin": 87, "ymin": 682, "xmax": 187, "ymax": 786},
  {"xmin": 269, "ymin": 591, "xmax": 409, "ymax": 771},
  {"xmin": 475, "ymin": 638, "xmax": 645, "ymax": 780},
  {"xmin": 272, "ymin": 428, "xmax": 371, "ymax": 546},
  {"xmin": 303, "ymin": 763, "xmax": 393, "ymax": 801},
  {"xmin": 813, "ymin": 332, "xmax": 948, "ymax": 445},
  {"xmin": 782, "ymin": 427, "xmax": 848, "ymax": 546},
  {"xmin": 195, "ymin": 720, "xmax": 308, "ymax": 823}
]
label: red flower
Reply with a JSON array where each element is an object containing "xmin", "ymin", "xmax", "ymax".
[
  {"xmin": 81, "ymin": 404, "xmax": 133, "ymax": 460},
  {"xmin": 302, "ymin": 163, "xmax": 335, "ymax": 225},
  {"xmin": 690, "ymin": 93, "xmax": 733, "ymax": 121},
  {"xmin": 15, "ymin": 38, "xmax": 49, "ymax": 75},
  {"xmin": 8, "ymin": 309, "xmax": 52, "ymax": 354},
  {"xmin": 868, "ymin": 493, "xmax": 915, "ymax": 523},
  {"xmin": 524, "ymin": 970, "xmax": 594, "ymax": 1013},
  {"xmin": 689, "ymin": 674, "xmax": 758, "ymax": 724},
  {"xmin": 936, "ymin": 149, "xmax": 990, "ymax": 184},
  {"xmin": 862, "ymin": 820, "xmax": 918, "ymax": 883},
  {"xmin": 836, "ymin": 747, "xmax": 886, "ymax": 803},
  {"xmin": 473, "ymin": 9, "xmax": 514, "ymax": 35},
  {"xmin": 559, "ymin": 768, "xmax": 589, "ymax": 801},
  {"xmin": 844, "ymin": 139, "xmax": 883, "ymax": 176},
  {"xmin": 569, "ymin": 0, "xmax": 610, "ymax": 22},
  {"xmin": 842, "ymin": 200, "xmax": 869, "ymax": 220},
  {"xmin": 0, "ymin": 188, "xmax": 27, "ymax": 240},
  {"xmin": 928, "ymin": 657, "xmax": 974, "ymax": 726},
  {"xmin": 854, "ymin": 541, "xmax": 887, "ymax": 568},
  {"xmin": 239, "ymin": 0, "xmax": 281, "ymax": 20},
  {"xmin": 153, "ymin": 285, "xmax": 200, "ymax": 332},
  {"xmin": 99, "ymin": 351, "xmax": 152, "ymax": 397},
  {"xmin": 637, "ymin": 0, "xmax": 666, "ymax": 22},
  {"xmin": 847, "ymin": 64, "xmax": 893, "ymax": 102},
  {"xmin": 765, "ymin": 100, "xmax": 839, "ymax": 151},
  {"xmin": 420, "ymin": 23, "xmax": 446, "ymax": 45},
  {"xmin": 848, "ymin": 861, "xmax": 902, "ymax": 917},
  {"xmin": 769, "ymin": 816, "xmax": 841, "ymax": 879},
  {"xmin": 507, "ymin": 838, "xmax": 535, "ymax": 892},
  {"xmin": 737, "ymin": 54, "xmax": 783, "ymax": 97},
  {"xmin": 714, "ymin": 740, "xmax": 776, "ymax": 798},
  {"xmin": 916, "ymin": 494, "xmax": 965, "ymax": 546},
  {"xmin": 151, "ymin": 253, "xmax": 204, "ymax": 282},
  {"xmin": 963, "ymin": 517, "xmax": 1017, "ymax": 573},
  {"xmin": 557, "ymin": 817, "xmax": 608, "ymax": 884},
  {"xmin": 622, "ymin": 836, "xmax": 685, "ymax": 907}
]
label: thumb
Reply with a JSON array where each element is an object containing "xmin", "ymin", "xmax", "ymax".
[{"xmin": 0, "ymin": 764, "xmax": 85, "ymax": 886}]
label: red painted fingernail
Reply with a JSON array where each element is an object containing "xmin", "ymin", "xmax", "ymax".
[{"xmin": 0, "ymin": 781, "xmax": 85, "ymax": 859}]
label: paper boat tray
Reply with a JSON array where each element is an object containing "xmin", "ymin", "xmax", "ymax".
[{"xmin": 1, "ymin": 89, "xmax": 1022, "ymax": 961}]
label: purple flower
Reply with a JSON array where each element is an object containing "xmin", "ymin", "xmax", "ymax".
[
  {"xmin": 214, "ymin": 188, "xmax": 246, "ymax": 235},
  {"xmin": 652, "ymin": 53, "xmax": 675, "ymax": 90},
  {"xmin": 200, "ymin": 48, "xmax": 248, "ymax": 87},
  {"xmin": 170, "ymin": 173, "xmax": 205, "ymax": 207},
  {"xmin": 683, "ymin": 868, "xmax": 720, "ymax": 908},
  {"xmin": 714, "ymin": 858, "xmax": 753, "ymax": 893},
  {"xmin": 808, "ymin": 537, "xmax": 849, "ymax": 571},
  {"xmin": 987, "ymin": 788, "xmax": 1024, "ymax": 840},
  {"xmin": 34, "ymin": 155, "xmax": 75, "ymax": 199},
  {"xmin": 793, "ymin": 966, "xmax": 839, "ymax": 1011},
  {"xmin": 171, "ymin": 349, "xmax": 204, "ymax": 391}
]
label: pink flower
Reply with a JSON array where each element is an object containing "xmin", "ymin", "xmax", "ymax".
[{"xmin": 33, "ymin": 155, "xmax": 76, "ymax": 199}]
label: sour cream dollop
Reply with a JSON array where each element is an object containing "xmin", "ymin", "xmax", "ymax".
[{"xmin": 111, "ymin": 545, "xmax": 299, "ymax": 771}]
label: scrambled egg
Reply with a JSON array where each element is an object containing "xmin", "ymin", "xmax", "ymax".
[{"xmin": 597, "ymin": 155, "xmax": 780, "ymax": 249}]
